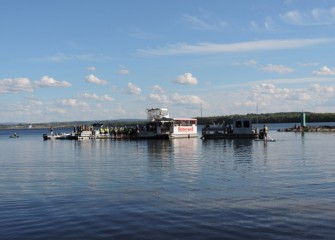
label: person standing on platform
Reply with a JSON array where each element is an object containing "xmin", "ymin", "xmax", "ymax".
[{"xmin": 263, "ymin": 124, "xmax": 268, "ymax": 142}]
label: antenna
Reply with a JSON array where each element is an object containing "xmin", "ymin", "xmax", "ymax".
[{"xmin": 256, "ymin": 103, "xmax": 259, "ymax": 131}]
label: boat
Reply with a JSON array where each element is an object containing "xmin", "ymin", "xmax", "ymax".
[
  {"xmin": 201, "ymin": 119, "xmax": 258, "ymax": 140},
  {"xmin": 43, "ymin": 131, "xmax": 93, "ymax": 140},
  {"xmin": 42, "ymin": 108, "xmax": 197, "ymax": 140},
  {"xmin": 134, "ymin": 108, "xmax": 198, "ymax": 139},
  {"xmin": 9, "ymin": 133, "xmax": 19, "ymax": 138}
]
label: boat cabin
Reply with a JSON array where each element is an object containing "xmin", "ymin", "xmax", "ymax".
[
  {"xmin": 233, "ymin": 119, "xmax": 253, "ymax": 134},
  {"xmin": 144, "ymin": 108, "xmax": 197, "ymax": 138},
  {"xmin": 147, "ymin": 108, "xmax": 169, "ymax": 121},
  {"xmin": 201, "ymin": 118, "xmax": 258, "ymax": 139}
]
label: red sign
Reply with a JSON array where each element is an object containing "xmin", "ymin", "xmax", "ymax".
[{"xmin": 177, "ymin": 126, "xmax": 194, "ymax": 133}]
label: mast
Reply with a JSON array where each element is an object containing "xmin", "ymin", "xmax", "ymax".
[{"xmin": 256, "ymin": 103, "xmax": 259, "ymax": 132}]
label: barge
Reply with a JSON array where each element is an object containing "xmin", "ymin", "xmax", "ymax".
[{"xmin": 201, "ymin": 119, "xmax": 259, "ymax": 140}]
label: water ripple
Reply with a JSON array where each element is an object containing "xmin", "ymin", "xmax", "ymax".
[{"xmin": 1, "ymin": 131, "xmax": 335, "ymax": 239}]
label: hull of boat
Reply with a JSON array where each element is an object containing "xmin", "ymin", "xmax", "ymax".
[
  {"xmin": 201, "ymin": 133, "xmax": 258, "ymax": 140},
  {"xmin": 43, "ymin": 134, "xmax": 77, "ymax": 140},
  {"xmin": 43, "ymin": 132, "xmax": 197, "ymax": 140},
  {"xmin": 170, "ymin": 133, "xmax": 198, "ymax": 139}
]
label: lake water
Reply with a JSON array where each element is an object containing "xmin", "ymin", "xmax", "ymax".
[{"xmin": 1, "ymin": 124, "xmax": 335, "ymax": 239}]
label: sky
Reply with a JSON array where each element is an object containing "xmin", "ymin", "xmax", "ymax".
[{"xmin": 1, "ymin": 0, "xmax": 335, "ymax": 123}]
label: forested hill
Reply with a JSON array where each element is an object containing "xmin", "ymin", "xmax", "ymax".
[{"xmin": 196, "ymin": 112, "xmax": 335, "ymax": 125}]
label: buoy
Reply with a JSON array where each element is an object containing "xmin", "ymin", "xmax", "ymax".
[{"xmin": 301, "ymin": 112, "xmax": 306, "ymax": 127}]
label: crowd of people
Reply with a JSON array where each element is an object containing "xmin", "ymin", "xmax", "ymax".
[
  {"xmin": 97, "ymin": 125, "xmax": 141, "ymax": 137},
  {"xmin": 69, "ymin": 124, "xmax": 142, "ymax": 138}
]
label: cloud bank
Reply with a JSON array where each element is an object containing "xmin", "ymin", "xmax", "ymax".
[{"xmin": 138, "ymin": 38, "xmax": 334, "ymax": 56}]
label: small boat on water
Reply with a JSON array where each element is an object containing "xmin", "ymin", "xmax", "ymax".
[
  {"xmin": 42, "ymin": 108, "xmax": 197, "ymax": 140},
  {"xmin": 201, "ymin": 119, "xmax": 259, "ymax": 140},
  {"xmin": 43, "ymin": 131, "xmax": 93, "ymax": 140},
  {"xmin": 9, "ymin": 133, "xmax": 19, "ymax": 138}
]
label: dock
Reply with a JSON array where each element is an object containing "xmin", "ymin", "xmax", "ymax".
[{"xmin": 277, "ymin": 125, "xmax": 335, "ymax": 132}]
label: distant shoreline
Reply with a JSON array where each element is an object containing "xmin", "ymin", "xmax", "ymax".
[{"xmin": 1, "ymin": 112, "xmax": 335, "ymax": 130}]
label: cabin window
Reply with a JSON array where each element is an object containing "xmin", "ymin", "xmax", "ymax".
[
  {"xmin": 190, "ymin": 120, "xmax": 197, "ymax": 125},
  {"xmin": 243, "ymin": 121, "xmax": 250, "ymax": 128},
  {"xmin": 161, "ymin": 109, "xmax": 168, "ymax": 116},
  {"xmin": 235, "ymin": 121, "xmax": 242, "ymax": 128},
  {"xmin": 173, "ymin": 119, "xmax": 197, "ymax": 126}
]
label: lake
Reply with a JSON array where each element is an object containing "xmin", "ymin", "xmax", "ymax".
[{"xmin": 0, "ymin": 124, "xmax": 335, "ymax": 239}]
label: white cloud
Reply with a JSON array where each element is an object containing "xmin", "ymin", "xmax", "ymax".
[
  {"xmin": 288, "ymin": 90, "xmax": 312, "ymax": 101},
  {"xmin": 138, "ymin": 38, "xmax": 333, "ymax": 56},
  {"xmin": 182, "ymin": 14, "xmax": 228, "ymax": 31},
  {"xmin": 59, "ymin": 98, "xmax": 89, "ymax": 108},
  {"xmin": 264, "ymin": 17, "xmax": 276, "ymax": 31},
  {"xmin": 35, "ymin": 76, "xmax": 72, "ymax": 88},
  {"xmin": 261, "ymin": 64, "xmax": 294, "ymax": 74},
  {"xmin": 235, "ymin": 100, "xmax": 256, "ymax": 108},
  {"xmin": 310, "ymin": 84, "xmax": 335, "ymax": 95},
  {"xmin": 118, "ymin": 69, "xmax": 129, "ymax": 75},
  {"xmin": 35, "ymin": 53, "xmax": 113, "ymax": 62},
  {"xmin": 152, "ymin": 85, "xmax": 165, "ymax": 93},
  {"xmin": 249, "ymin": 21, "xmax": 259, "ymax": 32},
  {"xmin": 234, "ymin": 82, "xmax": 335, "ymax": 112},
  {"xmin": 175, "ymin": 73, "xmax": 198, "ymax": 85},
  {"xmin": 149, "ymin": 85, "xmax": 168, "ymax": 103},
  {"xmin": 81, "ymin": 93, "xmax": 114, "ymax": 101},
  {"xmin": 298, "ymin": 62, "xmax": 319, "ymax": 67},
  {"xmin": 233, "ymin": 59, "xmax": 258, "ymax": 67},
  {"xmin": 0, "ymin": 77, "xmax": 34, "ymax": 94},
  {"xmin": 281, "ymin": 11, "xmax": 304, "ymax": 25},
  {"xmin": 126, "ymin": 82, "xmax": 141, "ymax": 95},
  {"xmin": 86, "ymin": 66, "xmax": 96, "ymax": 71},
  {"xmin": 85, "ymin": 74, "xmax": 107, "ymax": 85},
  {"xmin": 281, "ymin": 7, "xmax": 335, "ymax": 26},
  {"xmin": 149, "ymin": 93, "xmax": 169, "ymax": 103},
  {"xmin": 244, "ymin": 59, "xmax": 258, "ymax": 66},
  {"xmin": 249, "ymin": 17, "xmax": 276, "ymax": 32},
  {"xmin": 256, "ymin": 83, "xmax": 291, "ymax": 96},
  {"xmin": 172, "ymin": 93, "xmax": 204, "ymax": 105},
  {"xmin": 114, "ymin": 106, "xmax": 127, "ymax": 115},
  {"xmin": 312, "ymin": 66, "xmax": 335, "ymax": 75},
  {"xmin": 127, "ymin": 28, "xmax": 160, "ymax": 39},
  {"xmin": 30, "ymin": 99, "xmax": 43, "ymax": 105},
  {"xmin": 46, "ymin": 107, "xmax": 67, "ymax": 114}
]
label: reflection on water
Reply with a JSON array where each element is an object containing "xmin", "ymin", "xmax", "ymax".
[
  {"xmin": 146, "ymin": 140, "xmax": 174, "ymax": 176},
  {"xmin": 201, "ymin": 139, "xmax": 254, "ymax": 171},
  {"xmin": 0, "ymin": 129, "xmax": 335, "ymax": 239}
]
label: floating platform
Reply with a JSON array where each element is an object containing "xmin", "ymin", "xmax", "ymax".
[
  {"xmin": 201, "ymin": 119, "xmax": 259, "ymax": 140},
  {"xmin": 277, "ymin": 126, "xmax": 335, "ymax": 132}
]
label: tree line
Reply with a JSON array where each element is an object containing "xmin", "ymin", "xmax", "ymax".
[
  {"xmin": 2, "ymin": 112, "xmax": 335, "ymax": 129},
  {"xmin": 195, "ymin": 112, "xmax": 335, "ymax": 125}
]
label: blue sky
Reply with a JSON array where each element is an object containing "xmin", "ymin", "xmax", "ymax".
[{"xmin": 1, "ymin": 0, "xmax": 335, "ymax": 123}]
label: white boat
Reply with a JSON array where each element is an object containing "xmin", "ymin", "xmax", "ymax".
[
  {"xmin": 135, "ymin": 108, "xmax": 198, "ymax": 139},
  {"xmin": 43, "ymin": 131, "xmax": 93, "ymax": 140}
]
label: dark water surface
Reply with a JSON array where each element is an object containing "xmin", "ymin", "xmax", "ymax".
[{"xmin": 1, "ymin": 126, "xmax": 335, "ymax": 239}]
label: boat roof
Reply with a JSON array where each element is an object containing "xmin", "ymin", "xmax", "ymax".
[
  {"xmin": 172, "ymin": 118, "xmax": 197, "ymax": 121},
  {"xmin": 151, "ymin": 117, "xmax": 197, "ymax": 122}
]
